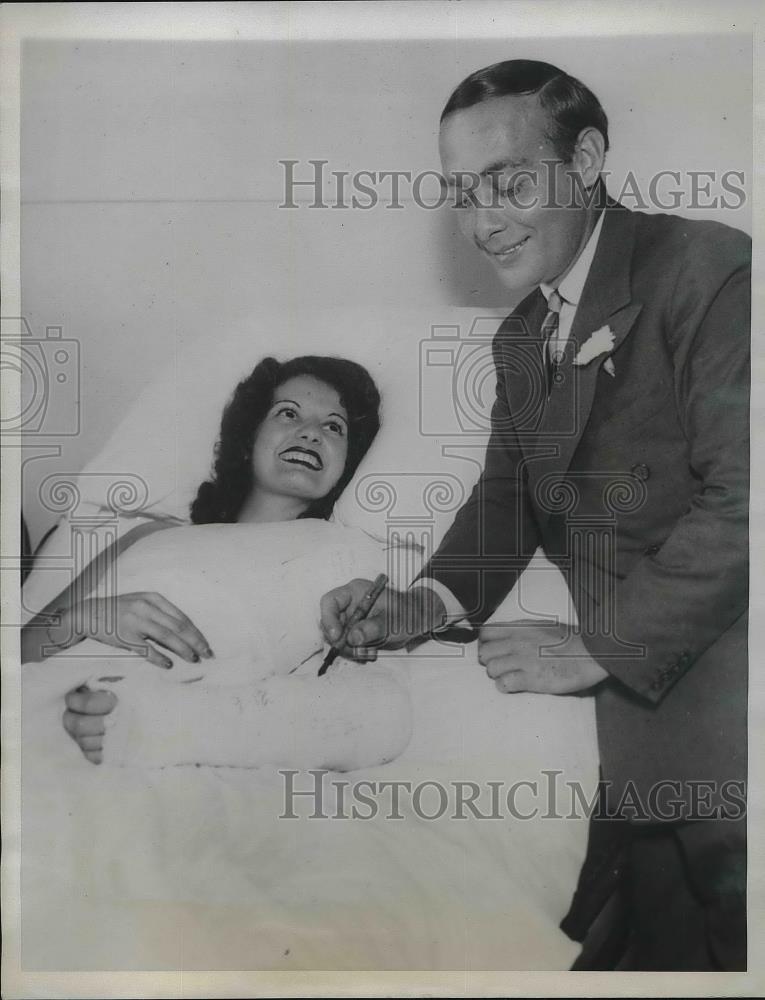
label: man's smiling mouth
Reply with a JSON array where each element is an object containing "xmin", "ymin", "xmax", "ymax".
[
  {"xmin": 280, "ymin": 447, "xmax": 323, "ymax": 471},
  {"xmin": 486, "ymin": 235, "xmax": 530, "ymax": 258}
]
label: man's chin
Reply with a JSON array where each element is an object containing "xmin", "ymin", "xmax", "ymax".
[{"xmin": 492, "ymin": 265, "xmax": 539, "ymax": 299}]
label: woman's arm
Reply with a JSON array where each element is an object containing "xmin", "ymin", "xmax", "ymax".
[
  {"xmin": 21, "ymin": 520, "xmax": 212, "ymax": 666},
  {"xmin": 64, "ymin": 667, "xmax": 413, "ymax": 772},
  {"xmin": 21, "ymin": 593, "xmax": 213, "ymax": 667},
  {"xmin": 21, "ymin": 605, "xmax": 82, "ymax": 664}
]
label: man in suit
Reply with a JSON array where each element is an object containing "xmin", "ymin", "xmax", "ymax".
[{"xmin": 321, "ymin": 60, "xmax": 750, "ymax": 970}]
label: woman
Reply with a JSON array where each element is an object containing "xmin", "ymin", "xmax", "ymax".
[
  {"xmin": 22, "ymin": 355, "xmax": 380, "ymax": 667},
  {"xmin": 24, "ymin": 356, "xmax": 412, "ymax": 771}
]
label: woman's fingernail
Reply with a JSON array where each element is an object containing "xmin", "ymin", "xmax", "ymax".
[
  {"xmin": 191, "ymin": 653, "xmax": 200, "ymax": 663},
  {"xmin": 328, "ymin": 626, "xmax": 340, "ymax": 640},
  {"xmin": 204, "ymin": 647, "xmax": 214, "ymax": 658},
  {"xmin": 163, "ymin": 659, "xmax": 173, "ymax": 669}
]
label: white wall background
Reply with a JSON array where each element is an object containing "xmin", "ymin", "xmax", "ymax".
[{"xmin": 20, "ymin": 33, "xmax": 752, "ymax": 544}]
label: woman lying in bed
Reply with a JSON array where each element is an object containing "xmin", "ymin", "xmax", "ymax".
[{"xmin": 22, "ymin": 356, "xmax": 412, "ymax": 772}]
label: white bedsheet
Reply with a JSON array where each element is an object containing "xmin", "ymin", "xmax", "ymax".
[{"xmin": 22, "ymin": 644, "xmax": 597, "ymax": 971}]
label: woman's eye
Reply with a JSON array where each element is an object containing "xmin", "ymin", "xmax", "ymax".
[
  {"xmin": 326, "ymin": 421, "xmax": 345, "ymax": 436},
  {"xmin": 277, "ymin": 407, "xmax": 297, "ymax": 419}
]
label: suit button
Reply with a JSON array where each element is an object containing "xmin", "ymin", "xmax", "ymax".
[{"xmin": 632, "ymin": 463, "xmax": 650, "ymax": 480}]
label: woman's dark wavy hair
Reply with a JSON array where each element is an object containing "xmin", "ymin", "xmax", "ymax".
[
  {"xmin": 441, "ymin": 59, "xmax": 609, "ymax": 161},
  {"xmin": 190, "ymin": 356, "xmax": 381, "ymax": 525}
]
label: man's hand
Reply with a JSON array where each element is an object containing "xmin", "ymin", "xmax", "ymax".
[
  {"xmin": 63, "ymin": 686, "xmax": 119, "ymax": 764},
  {"xmin": 320, "ymin": 579, "xmax": 446, "ymax": 660},
  {"xmin": 66, "ymin": 592, "xmax": 214, "ymax": 669},
  {"xmin": 478, "ymin": 622, "xmax": 609, "ymax": 695}
]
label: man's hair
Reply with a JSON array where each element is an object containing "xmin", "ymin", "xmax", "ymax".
[{"xmin": 440, "ymin": 59, "xmax": 609, "ymax": 161}]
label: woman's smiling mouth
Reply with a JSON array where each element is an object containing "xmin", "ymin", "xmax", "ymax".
[{"xmin": 280, "ymin": 447, "xmax": 323, "ymax": 471}]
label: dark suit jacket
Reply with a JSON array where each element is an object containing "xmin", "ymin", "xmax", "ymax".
[{"xmin": 425, "ymin": 200, "xmax": 750, "ymax": 820}]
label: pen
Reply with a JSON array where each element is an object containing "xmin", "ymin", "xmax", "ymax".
[{"xmin": 318, "ymin": 573, "xmax": 389, "ymax": 676}]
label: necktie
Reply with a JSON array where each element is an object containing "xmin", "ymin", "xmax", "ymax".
[{"xmin": 540, "ymin": 288, "xmax": 564, "ymax": 398}]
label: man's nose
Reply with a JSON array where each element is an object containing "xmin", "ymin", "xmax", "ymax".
[{"xmin": 472, "ymin": 206, "xmax": 507, "ymax": 245}]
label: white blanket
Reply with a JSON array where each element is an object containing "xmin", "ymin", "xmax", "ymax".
[
  {"xmin": 23, "ymin": 657, "xmax": 597, "ymax": 971},
  {"xmin": 21, "ymin": 520, "xmax": 599, "ymax": 970}
]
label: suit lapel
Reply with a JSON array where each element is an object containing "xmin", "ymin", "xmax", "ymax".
[{"xmin": 523, "ymin": 203, "xmax": 644, "ymax": 528}]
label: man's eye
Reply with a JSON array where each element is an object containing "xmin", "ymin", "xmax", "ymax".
[{"xmin": 501, "ymin": 176, "xmax": 530, "ymax": 202}]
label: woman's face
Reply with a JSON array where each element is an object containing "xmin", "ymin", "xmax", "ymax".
[{"xmin": 250, "ymin": 375, "xmax": 349, "ymax": 513}]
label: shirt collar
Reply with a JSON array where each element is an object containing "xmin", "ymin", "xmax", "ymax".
[{"xmin": 540, "ymin": 209, "xmax": 605, "ymax": 307}]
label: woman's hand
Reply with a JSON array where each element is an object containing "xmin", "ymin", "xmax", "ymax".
[
  {"xmin": 68, "ymin": 592, "xmax": 214, "ymax": 669},
  {"xmin": 63, "ymin": 686, "xmax": 118, "ymax": 764},
  {"xmin": 320, "ymin": 579, "xmax": 446, "ymax": 660}
]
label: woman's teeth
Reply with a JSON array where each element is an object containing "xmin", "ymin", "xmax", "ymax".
[{"xmin": 281, "ymin": 449, "xmax": 322, "ymax": 470}]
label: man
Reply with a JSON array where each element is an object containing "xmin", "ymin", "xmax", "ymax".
[{"xmin": 320, "ymin": 60, "xmax": 749, "ymax": 970}]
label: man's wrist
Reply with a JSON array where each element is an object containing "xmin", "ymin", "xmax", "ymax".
[{"xmin": 411, "ymin": 587, "xmax": 447, "ymax": 636}]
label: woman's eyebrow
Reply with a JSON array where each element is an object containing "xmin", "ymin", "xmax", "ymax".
[{"xmin": 275, "ymin": 398, "xmax": 347, "ymax": 425}]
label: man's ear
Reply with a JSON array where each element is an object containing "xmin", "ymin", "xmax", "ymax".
[{"xmin": 572, "ymin": 127, "xmax": 606, "ymax": 188}]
